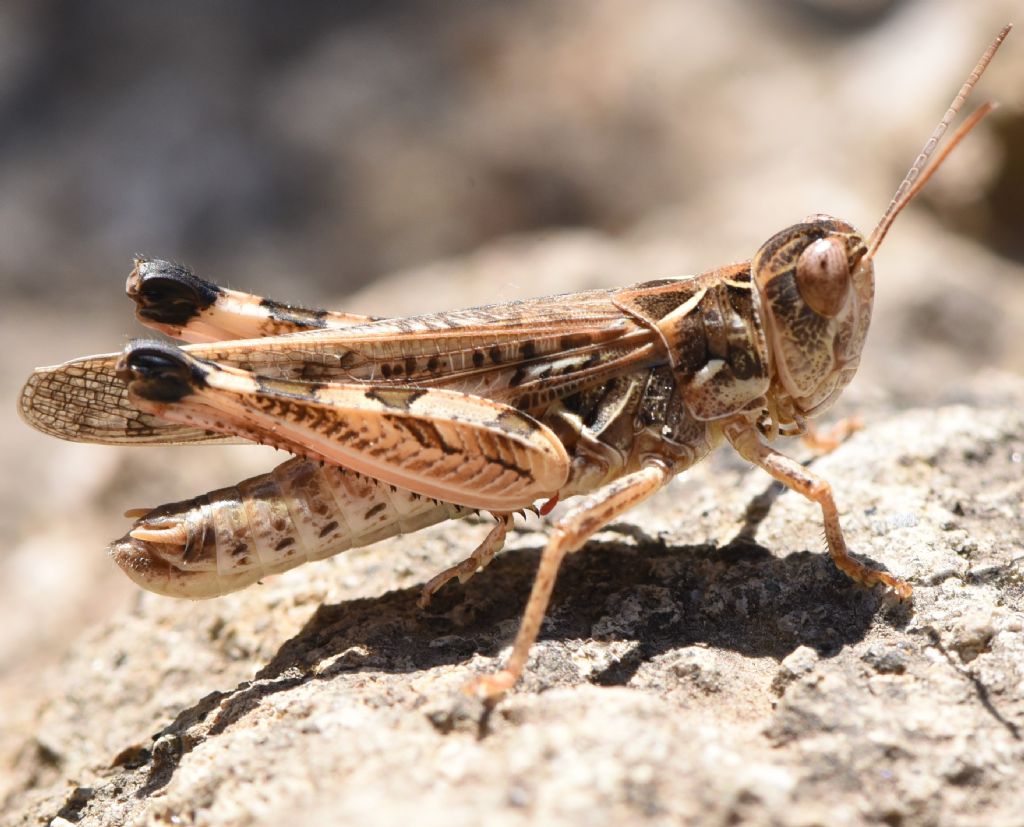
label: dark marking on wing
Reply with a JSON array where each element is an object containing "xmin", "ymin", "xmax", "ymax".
[
  {"xmin": 260, "ymin": 298, "xmax": 330, "ymax": 330},
  {"xmin": 257, "ymin": 376, "xmax": 325, "ymax": 401},
  {"xmin": 365, "ymin": 387, "xmax": 429, "ymax": 410},
  {"xmin": 494, "ymin": 409, "xmax": 540, "ymax": 438},
  {"xmin": 559, "ymin": 333, "xmax": 593, "ymax": 350}
]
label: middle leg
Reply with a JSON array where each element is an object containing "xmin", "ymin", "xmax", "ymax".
[{"xmin": 419, "ymin": 513, "xmax": 514, "ymax": 607}]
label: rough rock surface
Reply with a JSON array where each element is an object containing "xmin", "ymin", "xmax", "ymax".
[{"xmin": 4, "ymin": 384, "xmax": 1023, "ymax": 826}]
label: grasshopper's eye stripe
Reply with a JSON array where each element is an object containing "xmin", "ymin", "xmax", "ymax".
[{"xmin": 795, "ymin": 237, "xmax": 851, "ymax": 318}]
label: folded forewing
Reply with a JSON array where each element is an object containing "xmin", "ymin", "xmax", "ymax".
[{"xmin": 22, "ymin": 284, "xmax": 667, "ymax": 446}]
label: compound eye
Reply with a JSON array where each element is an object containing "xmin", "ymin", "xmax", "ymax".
[{"xmin": 795, "ymin": 236, "xmax": 850, "ymax": 317}]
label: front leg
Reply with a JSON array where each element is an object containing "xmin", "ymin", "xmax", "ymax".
[
  {"xmin": 725, "ymin": 421, "xmax": 912, "ymax": 598},
  {"xmin": 472, "ymin": 462, "xmax": 673, "ymax": 700}
]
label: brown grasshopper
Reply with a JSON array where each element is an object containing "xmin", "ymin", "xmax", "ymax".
[{"xmin": 19, "ymin": 26, "xmax": 1010, "ymax": 698}]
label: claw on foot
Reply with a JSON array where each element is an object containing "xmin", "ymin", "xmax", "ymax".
[
  {"xmin": 876, "ymin": 572, "xmax": 913, "ymax": 600},
  {"xmin": 802, "ymin": 416, "xmax": 864, "ymax": 454},
  {"xmin": 463, "ymin": 669, "xmax": 517, "ymax": 702},
  {"xmin": 834, "ymin": 551, "xmax": 913, "ymax": 601}
]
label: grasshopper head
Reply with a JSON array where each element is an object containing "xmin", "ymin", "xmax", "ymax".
[
  {"xmin": 751, "ymin": 23, "xmax": 1009, "ymax": 425},
  {"xmin": 752, "ymin": 216, "xmax": 872, "ymax": 418}
]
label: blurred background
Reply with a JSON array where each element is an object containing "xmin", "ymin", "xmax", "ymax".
[{"xmin": 0, "ymin": 0, "xmax": 1021, "ymax": 713}]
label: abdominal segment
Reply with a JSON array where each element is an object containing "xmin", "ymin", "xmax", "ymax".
[{"xmin": 109, "ymin": 456, "xmax": 470, "ymax": 599}]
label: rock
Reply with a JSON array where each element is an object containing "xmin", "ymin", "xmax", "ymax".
[
  {"xmin": 772, "ymin": 645, "xmax": 820, "ymax": 695},
  {"xmin": 860, "ymin": 641, "xmax": 911, "ymax": 674}
]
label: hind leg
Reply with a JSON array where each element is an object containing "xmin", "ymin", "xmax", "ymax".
[{"xmin": 470, "ymin": 463, "xmax": 672, "ymax": 700}]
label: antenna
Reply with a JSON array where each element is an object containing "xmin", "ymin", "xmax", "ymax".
[{"xmin": 864, "ymin": 23, "xmax": 1011, "ymax": 261}]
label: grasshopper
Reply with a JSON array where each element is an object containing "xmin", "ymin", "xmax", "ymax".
[{"xmin": 19, "ymin": 27, "xmax": 1010, "ymax": 697}]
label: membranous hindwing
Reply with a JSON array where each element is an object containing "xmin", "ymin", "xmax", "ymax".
[
  {"xmin": 751, "ymin": 216, "xmax": 873, "ymax": 419},
  {"xmin": 614, "ymin": 264, "xmax": 772, "ymax": 422}
]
